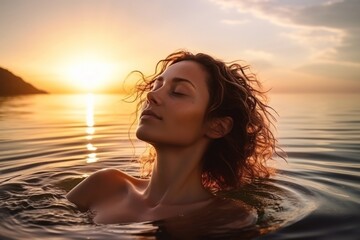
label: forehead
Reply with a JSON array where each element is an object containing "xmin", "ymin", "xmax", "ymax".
[{"xmin": 161, "ymin": 61, "xmax": 208, "ymax": 86}]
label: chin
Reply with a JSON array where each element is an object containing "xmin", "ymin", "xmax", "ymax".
[
  {"xmin": 135, "ymin": 127, "xmax": 155, "ymax": 143},
  {"xmin": 135, "ymin": 128, "xmax": 145, "ymax": 141}
]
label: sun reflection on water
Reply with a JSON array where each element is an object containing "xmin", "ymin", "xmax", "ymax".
[{"xmin": 85, "ymin": 93, "xmax": 98, "ymax": 163}]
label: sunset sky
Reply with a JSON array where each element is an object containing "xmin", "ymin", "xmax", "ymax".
[{"xmin": 0, "ymin": 0, "xmax": 359, "ymax": 93}]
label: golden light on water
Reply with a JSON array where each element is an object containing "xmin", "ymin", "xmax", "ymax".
[
  {"xmin": 86, "ymin": 143, "xmax": 97, "ymax": 151},
  {"xmin": 86, "ymin": 135, "xmax": 93, "ymax": 141},
  {"xmin": 86, "ymin": 127, "xmax": 95, "ymax": 135},
  {"xmin": 85, "ymin": 93, "xmax": 98, "ymax": 163},
  {"xmin": 87, "ymin": 153, "xmax": 98, "ymax": 163},
  {"xmin": 86, "ymin": 93, "xmax": 94, "ymax": 126}
]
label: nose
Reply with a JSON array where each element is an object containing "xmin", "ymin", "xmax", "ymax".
[{"xmin": 146, "ymin": 90, "xmax": 161, "ymax": 105}]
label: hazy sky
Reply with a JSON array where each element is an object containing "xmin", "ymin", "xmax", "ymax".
[{"xmin": 0, "ymin": 0, "xmax": 359, "ymax": 93}]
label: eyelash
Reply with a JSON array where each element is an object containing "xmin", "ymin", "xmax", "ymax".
[
  {"xmin": 151, "ymin": 84, "xmax": 187, "ymax": 97},
  {"xmin": 171, "ymin": 91, "xmax": 186, "ymax": 97}
]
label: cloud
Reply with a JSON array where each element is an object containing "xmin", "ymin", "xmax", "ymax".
[
  {"xmin": 294, "ymin": 0, "xmax": 359, "ymax": 29},
  {"xmin": 221, "ymin": 19, "xmax": 249, "ymax": 25},
  {"xmin": 282, "ymin": 27, "xmax": 344, "ymax": 61},
  {"xmin": 244, "ymin": 49, "xmax": 273, "ymax": 61},
  {"xmin": 241, "ymin": 50, "xmax": 275, "ymax": 71},
  {"xmin": 210, "ymin": 0, "xmax": 360, "ymax": 64}
]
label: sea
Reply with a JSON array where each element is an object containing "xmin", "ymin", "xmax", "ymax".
[{"xmin": 0, "ymin": 93, "xmax": 359, "ymax": 239}]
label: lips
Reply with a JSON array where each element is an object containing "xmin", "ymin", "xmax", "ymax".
[{"xmin": 140, "ymin": 109, "xmax": 162, "ymax": 120}]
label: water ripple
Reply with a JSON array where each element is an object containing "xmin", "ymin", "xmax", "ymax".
[{"xmin": 1, "ymin": 93, "xmax": 359, "ymax": 239}]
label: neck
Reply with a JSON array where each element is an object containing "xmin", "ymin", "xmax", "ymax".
[{"xmin": 143, "ymin": 142, "xmax": 212, "ymax": 206}]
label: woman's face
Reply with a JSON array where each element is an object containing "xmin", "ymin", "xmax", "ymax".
[{"xmin": 136, "ymin": 60, "xmax": 210, "ymax": 147}]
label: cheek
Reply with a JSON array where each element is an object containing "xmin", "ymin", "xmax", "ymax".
[{"xmin": 169, "ymin": 106, "xmax": 206, "ymax": 133}]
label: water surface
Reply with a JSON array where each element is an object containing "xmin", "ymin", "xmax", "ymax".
[{"xmin": 0, "ymin": 93, "xmax": 359, "ymax": 239}]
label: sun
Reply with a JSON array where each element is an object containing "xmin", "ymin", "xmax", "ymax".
[{"xmin": 64, "ymin": 57, "xmax": 117, "ymax": 92}]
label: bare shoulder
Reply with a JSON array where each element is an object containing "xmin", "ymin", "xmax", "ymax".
[
  {"xmin": 83, "ymin": 168, "xmax": 145, "ymax": 185},
  {"xmin": 66, "ymin": 168, "xmax": 147, "ymax": 211}
]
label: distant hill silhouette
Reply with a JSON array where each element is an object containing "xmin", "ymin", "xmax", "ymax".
[{"xmin": 0, "ymin": 67, "xmax": 48, "ymax": 96}]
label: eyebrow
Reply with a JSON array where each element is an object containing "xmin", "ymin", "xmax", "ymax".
[{"xmin": 157, "ymin": 76, "xmax": 196, "ymax": 89}]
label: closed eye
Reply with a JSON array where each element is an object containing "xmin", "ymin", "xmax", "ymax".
[
  {"xmin": 171, "ymin": 91, "xmax": 186, "ymax": 96},
  {"xmin": 171, "ymin": 85, "xmax": 190, "ymax": 96}
]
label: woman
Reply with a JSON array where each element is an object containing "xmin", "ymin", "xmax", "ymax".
[{"xmin": 66, "ymin": 50, "xmax": 281, "ymax": 227}]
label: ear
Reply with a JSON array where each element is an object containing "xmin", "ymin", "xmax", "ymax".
[{"xmin": 205, "ymin": 116, "xmax": 233, "ymax": 139}]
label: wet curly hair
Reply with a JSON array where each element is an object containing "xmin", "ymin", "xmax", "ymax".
[{"xmin": 130, "ymin": 50, "xmax": 283, "ymax": 191}]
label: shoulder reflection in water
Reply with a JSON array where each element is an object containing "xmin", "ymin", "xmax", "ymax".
[{"xmin": 147, "ymin": 198, "xmax": 259, "ymax": 239}]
